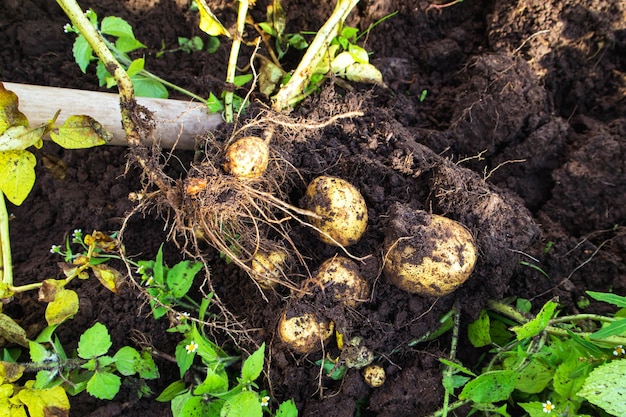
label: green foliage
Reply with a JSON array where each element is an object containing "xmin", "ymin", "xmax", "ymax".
[{"xmin": 437, "ymin": 294, "xmax": 626, "ymax": 416}]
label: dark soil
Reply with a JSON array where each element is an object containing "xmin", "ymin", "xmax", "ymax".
[{"xmin": 1, "ymin": 0, "xmax": 625, "ymax": 416}]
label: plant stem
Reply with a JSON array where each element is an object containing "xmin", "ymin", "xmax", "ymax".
[
  {"xmin": 0, "ymin": 190, "xmax": 13, "ymax": 286},
  {"xmin": 224, "ymin": 0, "xmax": 249, "ymax": 123},
  {"xmin": 272, "ymin": 0, "xmax": 359, "ymax": 110}
]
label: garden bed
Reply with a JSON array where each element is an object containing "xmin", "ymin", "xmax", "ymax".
[{"xmin": 1, "ymin": 0, "xmax": 625, "ymax": 416}]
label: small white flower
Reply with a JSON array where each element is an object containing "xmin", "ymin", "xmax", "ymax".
[
  {"xmin": 542, "ymin": 400, "xmax": 554, "ymax": 413},
  {"xmin": 50, "ymin": 245, "xmax": 61, "ymax": 254},
  {"xmin": 84, "ymin": 9, "xmax": 92, "ymax": 16},
  {"xmin": 260, "ymin": 396, "xmax": 270, "ymax": 407},
  {"xmin": 144, "ymin": 276, "xmax": 153, "ymax": 286},
  {"xmin": 176, "ymin": 312, "xmax": 190, "ymax": 321},
  {"xmin": 613, "ymin": 345, "xmax": 625, "ymax": 356},
  {"xmin": 136, "ymin": 265, "xmax": 145, "ymax": 274},
  {"xmin": 63, "ymin": 23, "xmax": 72, "ymax": 33},
  {"xmin": 185, "ymin": 340, "xmax": 198, "ymax": 354}
]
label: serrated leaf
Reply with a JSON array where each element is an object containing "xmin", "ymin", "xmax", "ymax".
[
  {"xmin": 178, "ymin": 392, "xmax": 221, "ymax": 417},
  {"xmin": 49, "ymin": 115, "xmax": 110, "ymax": 149},
  {"xmin": 0, "ymin": 83, "xmax": 29, "ymax": 134},
  {"xmin": 241, "ymin": 343, "xmax": 265, "ymax": 383},
  {"xmin": 29, "ymin": 342, "xmax": 52, "ymax": 363},
  {"xmin": 276, "ymin": 399, "xmax": 298, "ymax": 417},
  {"xmin": 90, "ymin": 264, "xmax": 121, "ymax": 293},
  {"xmin": 221, "ymin": 391, "xmax": 262, "ymax": 417},
  {"xmin": 553, "ymin": 351, "xmax": 585, "ymax": 398},
  {"xmin": 45, "ymin": 288, "xmax": 79, "ymax": 326},
  {"xmin": 156, "ymin": 380, "xmax": 187, "ymax": 402},
  {"xmin": 511, "ymin": 300, "xmax": 558, "ymax": 340},
  {"xmin": 0, "ymin": 313, "xmax": 29, "ymax": 347},
  {"xmin": 458, "ymin": 370, "xmax": 516, "ymax": 403},
  {"xmin": 73, "ymin": 35, "xmax": 94, "ymax": 73},
  {"xmin": 468, "ymin": 309, "xmax": 492, "ymax": 347},
  {"xmin": 17, "ymin": 382, "xmax": 70, "ymax": 417},
  {"xmin": 100, "ymin": 16, "xmax": 137, "ymax": 39},
  {"xmin": 87, "ymin": 371, "xmax": 121, "ymax": 400},
  {"xmin": 78, "ymin": 322, "xmax": 112, "ymax": 359},
  {"xmin": 195, "ymin": 0, "xmax": 230, "ymax": 37},
  {"xmin": 137, "ymin": 351, "xmax": 159, "ymax": 379},
  {"xmin": 578, "ymin": 359, "xmax": 626, "ymax": 416},
  {"xmin": 193, "ymin": 367, "xmax": 229, "ymax": 395},
  {"xmin": 167, "ymin": 261, "xmax": 202, "ymax": 299},
  {"xmin": 113, "ymin": 346, "xmax": 140, "ymax": 376}
]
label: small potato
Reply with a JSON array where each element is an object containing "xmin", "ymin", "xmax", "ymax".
[
  {"xmin": 362, "ymin": 364, "xmax": 386, "ymax": 388},
  {"xmin": 316, "ymin": 256, "xmax": 369, "ymax": 308},
  {"xmin": 250, "ymin": 250, "xmax": 287, "ymax": 289},
  {"xmin": 301, "ymin": 176, "xmax": 368, "ymax": 247},
  {"xmin": 278, "ymin": 308, "xmax": 334, "ymax": 353},
  {"xmin": 223, "ymin": 136, "xmax": 269, "ymax": 179},
  {"xmin": 383, "ymin": 204, "xmax": 477, "ymax": 297}
]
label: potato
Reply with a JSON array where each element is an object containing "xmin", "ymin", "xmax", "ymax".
[
  {"xmin": 316, "ymin": 256, "xmax": 368, "ymax": 308},
  {"xmin": 250, "ymin": 250, "xmax": 287, "ymax": 289},
  {"xmin": 362, "ymin": 364, "xmax": 386, "ymax": 388},
  {"xmin": 278, "ymin": 308, "xmax": 334, "ymax": 353},
  {"xmin": 223, "ymin": 136, "xmax": 269, "ymax": 179},
  {"xmin": 301, "ymin": 176, "xmax": 368, "ymax": 246},
  {"xmin": 383, "ymin": 204, "xmax": 477, "ymax": 297}
]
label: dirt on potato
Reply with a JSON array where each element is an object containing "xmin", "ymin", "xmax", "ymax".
[{"xmin": 1, "ymin": 0, "xmax": 625, "ymax": 416}]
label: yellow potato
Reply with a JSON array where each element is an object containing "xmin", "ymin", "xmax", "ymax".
[
  {"xmin": 223, "ymin": 136, "xmax": 269, "ymax": 179},
  {"xmin": 277, "ymin": 309, "xmax": 334, "ymax": 353},
  {"xmin": 250, "ymin": 250, "xmax": 287, "ymax": 289},
  {"xmin": 316, "ymin": 256, "xmax": 369, "ymax": 308},
  {"xmin": 384, "ymin": 207, "xmax": 477, "ymax": 297},
  {"xmin": 362, "ymin": 364, "xmax": 386, "ymax": 388},
  {"xmin": 301, "ymin": 176, "xmax": 368, "ymax": 246}
]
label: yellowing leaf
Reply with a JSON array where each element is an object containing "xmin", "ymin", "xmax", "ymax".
[
  {"xmin": 49, "ymin": 115, "xmax": 110, "ymax": 149},
  {"xmin": 45, "ymin": 289, "xmax": 79, "ymax": 326},
  {"xmin": 0, "ymin": 125, "xmax": 46, "ymax": 152},
  {"xmin": 0, "ymin": 83, "xmax": 28, "ymax": 135},
  {"xmin": 331, "ymin": 51, "xmax": 356, "ymax": 74},
  {"xmin": 0, "ymin": 362, "xmax": 25, "ymax": 384},
  {"xmin": 0, "ymin": 150, "xmax": 36, "ymax": 205},
  {"xmin": 38, "ymin": 279, "xmax": 66, "ymax": 303},
  {"xmin": 0, "ymin": 313, "xmax": 29, "ymax": 347},
  {"xmin": 17, "ymin": 382, "xmax": 70, "ymax": 417},
  {"xmin": 90, "ymin": 264, "xmax": 121, "ymax": 293},
  {"xmin": 195, "ymin": 0, "xmax": 230, "ymax": 37}
]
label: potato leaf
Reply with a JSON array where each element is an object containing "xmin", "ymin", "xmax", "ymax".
[
  {"xmin": 18, "ymin": 382, "xmax": 70, "ymax": 417},
  {"xmin": 87, "ymin": 371, "xmax": 121, "ymax": 400},
  {"xmin": 459, "ymin": 370, "xmax": 516, "ymax": 403},
  {"xmin": 49, "ymin": 115, "xmax": 110, "ymax": 149},
  {"xmin": 578, "ymin": 359, "xmax": 626, "ymax": 416},
  {"xmin": 0, "ymin": 149, "xmax": 36, "ymax": 205},
  {"xmin": 45, "ymin": 288, "xmax": 79, "ymax": 326},
  {"xmin": 0, "ymin": 313, "xmax": 29, "ymax": 347},
  {"xmin": 91, "ymin": 264, "xmax": 122, "ymax": 293},
  {"xmin": 221, "ymin": 391, "xmax": 262, "ymax": 417},
  {"xmin": 195, "ymin": 0, "xmax": 230, "ymax": 37},
  {"xmin": 343, "ymin": 63, "xmax": 386, "ymax": 86},
  {"xmin": 78, "ymin": 322, "xmax": 112, "ymax": 359},
  {"xmin": 0, "ymin": 125, "xmax": 46, "ymax": 151},
  {"xmin": 0, "ymin": 82, "xmax": 29, "ymax": 134},
  {"xmin": 0, "ymin": 361, "xmax": 25, "ymax": 383}
]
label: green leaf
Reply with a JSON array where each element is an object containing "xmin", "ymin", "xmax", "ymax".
[
  {"xmin": 101, "ymin": 16, "xmax": 137, "ymax": 39},
  {"xmin": 220, "ymin": 391, "xmax": 262, "ymax": 417},
  {"xmin": 206, "ymin": 36, "xmax": 220, "ymax": 54},
  {"xmin": 78, "ymin": 322, "xmax": 112, "ymax": 359},
  {"xmin": 513, "ymin": 358, "xmax": 553, "ymax": 394},
  {"xmin": 156, "ymin": 380, "xmax": 187, "ymax": 402},
  {"xmin": 587, "ymin": 291, "xmax": 626, "ymax": 308},
  {"xmin": 167, "ymin": 261, "xmax": 202, "ymax": 299},
  {"xmin": 578, "ymin": 359, "xmax": 626, "ymax": 416},
  {"xmin": 207, "ymin": 92, "xmax": 224, "ymax": 113},
  {"xmin": 439, "ymin": 358, "xmax": 476, "ymax": 377},
  {"xmin": 29, "ymin": 342, "xmax": 52, "ymax": 363},
  {"xmin": 176, "ymin": 339, "xmax": 197, "ymax": 378},
  {"xmin": 137, "ymin": 350, "xmax": 159, "ymax": 379},
  {"xmin": 126, "ymin": 58, "xmax": 145, "ymax": 78},
  {"xmin": 87, "ymin": 371, "xmax": 121, "ymax": 400},
  {"xmin": 516, "ymin": 298, "xmax": 532, "ymax": 313},
  {"xmin": 113, "ymin": 346, "xmax": 141, "ymax": 376},
  {"xmin": 34, "ymin": 369, "xmax": 59, "ymax": 389},
  {"xmin": 193, "ymin": 367, "xmax": 229, "ymax": 395},
  {"xmin": 233, "ymin": 74, "xmax": 253, "ymax": 87},
  {"xmin": 115, "ymin": 36, "xmax": 146, "ymax": 53},
  {"xmin": 131, "ymin": 75, "xmax": 169, "ymax": 99},
  {"xmin": 276, "ymin": 399, "xmax": 298, "ymax": 417},
  {"xmin": 553, "ymin": 351, "xmax": 585, "ymax": 398},
  {"xmin": 590, "ymin": 318, "xmax": 626, "ymax": 339},
  {"xmin": 0, "ymin": 149, "xmax": 36, "ymax": 205},
  {"xmin": 241, "ymin": 343, "xmax": 265, "ymax": 383},
  {"xmin": 511, "ymin": 300, "xmax": 558, "ymax": 340},
  {"xmin": 154, "ymin": 244, "xmax": 165, "ymax": 285},
  {"xmin": 44, "ymin": 288, "xmax": 79, "ymax": 326},
  {"xmin": 347, "ymin": 44, "xmax": 369, "ymax": 64},
  {"xmin": 442, "ymin": 373, "xmax": 470, "ymax": 392},
  {"xmin": 458, "ymin": 370, "xmax": 516, "ymax": 404},
  {"xmin": 73, "ymin": 35, "xmax": 94, "ymax": 73},
  {"xmin": 49, "ymin": 115, "xmax": 110, "ymax": 149},
  {"xmin": 468, "ymin": 310, "xmax": 492, "ymax": 347}
]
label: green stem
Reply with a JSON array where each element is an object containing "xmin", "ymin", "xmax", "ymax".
[
  {"xmin": 441, "ymin": 305, "xmax": 461, "ymax": 417},
  {"xmin": 224, "ymin": 0, "xmax": 249, "ymax": 123},
  {"xmin": 0, "ymin": 190, "xmax": 12, "ymax": 286},
  {"xmin": 427, "ymin": 400, "xmax": 470, "ymax": 417},
  {"xmin": 272, "ymin": 0, "xmax": 359, "ymax": 110}
]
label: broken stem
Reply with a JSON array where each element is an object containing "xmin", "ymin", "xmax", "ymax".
[
  {"xmin": 224, "ymin": 0, "xmax": 249, "ymax": 123},
  {"xmin": 0, "ymin": 191, "xmax": 12, "ymax": 286}
]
